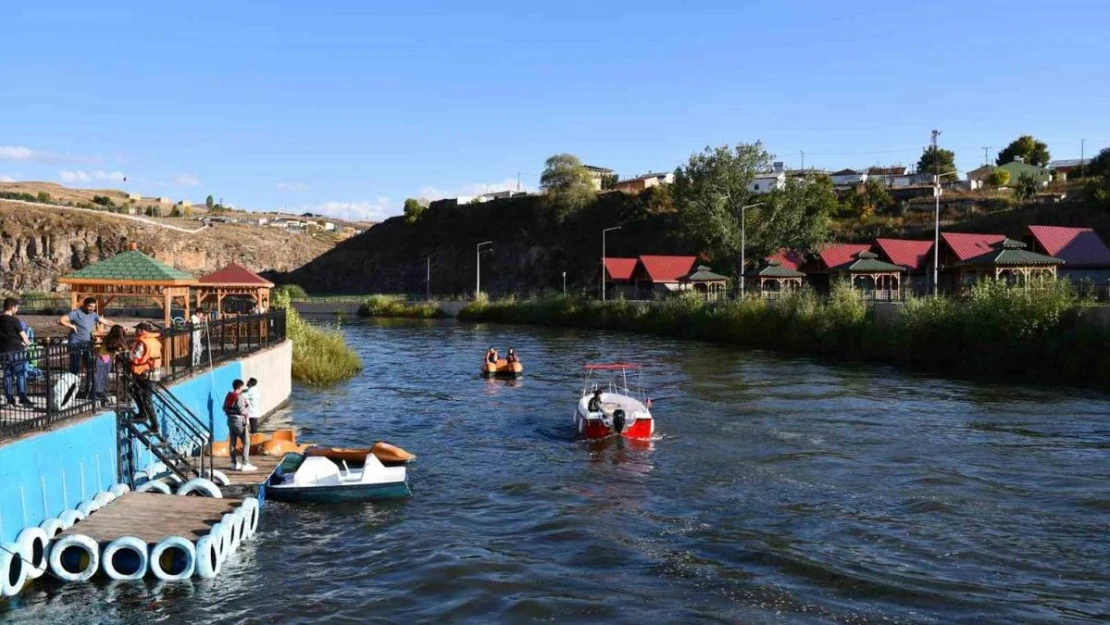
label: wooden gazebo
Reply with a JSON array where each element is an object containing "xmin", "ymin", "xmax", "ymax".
[
  {"xmin": 954, "ymin": 238, "xmax": 1063, "ymax": 285},
  {"xmin": 196, "ymin": 263, "xmax": 274, "ymax": 317},
  {"xmin": 749, "ymin": 260, "xmax": 806, "ymax": 296},
  {"xmin": 678, "ymin": 265, "xmax": 729, "ymax": 300},
  {"xmin": 831, "ymin": 251, "xmax": 904, "ymax": 297},
  {"xmin": 58, "ymin": 246, "xmax": 197, "ymax": 326}
]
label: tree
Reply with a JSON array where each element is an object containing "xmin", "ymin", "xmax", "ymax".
[
  {"xmin": 1086, "ymin": 147, "xmax": 1110, "ymax": 179},
  {"xmin": 843, "ymin": 178, "xmax": 892, "ymax": 221},
  {"xmin": 600, "ymin": 173, "xmax": 618, "ymax": 190},
  {"xmin": 170, "ymin": 207, "xmax": 183, "ymax": 218},
  {"xmin": 916, "ymin": 145, "xmax": 956, "ymax": 179},
  {"xmin": 539, "ymin": 153, "xmax": 595, "ymax": 217},
  {"xmin": 986, "ymin": 168, "xmax": 1011, "ymax": 188},
  {"xmin": 92, "ymin": 195, "xmax": 113, "ymax": 207},
  {"xmin": 205, "ymin": 195, "xmax": 214, "ymax": 210},
  {"xmin": 36, "ymin": 191, "xmax": 51, "ymax": 203},
  {"xmin": 403, "ymin": 198, "xmax": 426, "ymax": 224},
  {"xmin": 1015, "ymin": 172, "xmax": 1040, "ymax": 200},
  {"xmin": 996, "ymin": 135, "xmax": 1050, "ymax": 167}
]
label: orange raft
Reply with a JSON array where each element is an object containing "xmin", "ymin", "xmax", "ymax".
[
  {"xmin": 305, "ymin": 441, "xmax": 416, "ymax": 465},
  {"xmin": 481, "ymin": 359, "xmax": 524, "ymax": 378}
]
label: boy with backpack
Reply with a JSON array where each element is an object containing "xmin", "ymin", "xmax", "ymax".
[{"xmin": 223, "ymin": 379, "xmax": 256, "ymax": 471}]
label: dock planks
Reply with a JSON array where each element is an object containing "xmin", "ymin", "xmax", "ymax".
[
  {"xmin": 212, "ymin": 453, "xmax": 281, "ymax": 487},
  {"xmin": 60, "ymin": 492, "xmax": 241, "ymax": 544}
]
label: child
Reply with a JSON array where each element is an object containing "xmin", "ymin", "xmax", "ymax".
[{"xmin": 245, "ymin": 378, "xmax": 261, "ymax": 435}]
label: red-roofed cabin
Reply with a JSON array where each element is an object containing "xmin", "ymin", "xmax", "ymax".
[
  {"xmin": 602, "ymin": 257, "xmax": 638, "ymax": 299},
  {"xmin": 938, "ymin": 232, "xmax": 1006, "ymax": 289},
  {"xmin": 874, "ymin": 238, "xmax": 934, "ymax": 295},
  {"xmin": 197, "ymin": 262, "xmax": 275, "ymax": 316},
  {"xmin": 630, "ymin": 255, "xmax": 698, "ymax": 298},
  {"xmin": 1026, "ymin": 225, "xmax": 1110, "ymax": 285},
  {"xmin": 803, "ymin": 243, "xmax": 872, "ymax": 294}
]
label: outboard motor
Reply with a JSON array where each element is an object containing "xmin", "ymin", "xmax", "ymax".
[{"xmin": 612, "ymin": 409, "xmax": 626, "ymax": 433}]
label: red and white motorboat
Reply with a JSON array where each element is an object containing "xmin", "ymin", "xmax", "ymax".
[{"xmin": 573, "ymin": 364, "xmax": 655, "ymax": 441}]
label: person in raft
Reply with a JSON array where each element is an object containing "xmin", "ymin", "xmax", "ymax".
[
  {"xmin": 506, "ymin": 348, "xmax": 519, "ymax": 364},
  {"xmin": 244, "ymin": 377, "xmax": 261, "ymax": 435},
  {"xmin": 486, "ymin": 347, "xmax": 498, "ymax": 363},
  {"xmin": 224, "ymin": 379, "xmax": 256, "ymax": 472},
  {"xmin": 587, "ymin": 389, "xmax": 604, "ymax": 413}
]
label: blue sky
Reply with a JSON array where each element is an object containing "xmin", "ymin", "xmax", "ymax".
[{"xmin": 2, "ymin": 1, "xmax": 1107, "ymax": 220}]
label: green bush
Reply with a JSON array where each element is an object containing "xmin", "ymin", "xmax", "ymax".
[
  {"xmin": 273, "ymin": 290, "xmax": 362, "ymax": 386},
  {"xmin": 358, "ymin": 295, "xmax": 442, "ymax": 318},
  {"xmin": 275, "ymin": 284, "xmax": 309, "ymax": 299}
]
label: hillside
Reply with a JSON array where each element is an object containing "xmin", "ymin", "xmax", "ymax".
[{"xmin": 0, "ymin": 199, "xmax": 333, "ymax": 293}]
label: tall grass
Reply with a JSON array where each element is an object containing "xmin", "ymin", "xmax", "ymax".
[
  {"xmin": 358, "ymin": 295, "xmax": 443, "ymax": 319},
  {"xmin": 274, "ymin": 290, "xmax": 362, "ymax": 386},
  {"xmin": 459, "ymin": 280, "xmax": 1110, "ymax": 388}
]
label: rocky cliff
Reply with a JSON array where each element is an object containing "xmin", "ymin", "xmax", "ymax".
[{"xmin": 0, "ymin": 201, "xmax": 333, "ymax": 293}]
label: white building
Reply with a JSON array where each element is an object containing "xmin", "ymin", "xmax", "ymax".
[
  {"xmin": 830, "ymin": 169, "xmax": 868, "ymax": 187},
  {"xmin": 748, "ymin": 162, "xmax": 787, "ymax": 194}
]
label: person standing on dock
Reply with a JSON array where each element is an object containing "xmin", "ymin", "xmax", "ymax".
[
  {"xmin": 224, "ymin": 379, "xmax": 256, "ymax": 472},
  {"xmin": 0, "ymin": 298, "xmax": 33, "ymax": 407},
  {"xmin": 58, "ymin": 297, "xmax": 116, "ymax": 398},
  {"xmin": 245, "ymin": 377, "xmax": 261, "ymax": 435}
]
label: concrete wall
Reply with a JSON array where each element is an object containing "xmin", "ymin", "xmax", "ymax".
[{"xmin": 0, "ymin": 340, "xmax": 293, "ymax": 543}]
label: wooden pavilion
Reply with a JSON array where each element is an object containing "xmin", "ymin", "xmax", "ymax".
[
  {"xmin": 954, "ymin": 238, "xmax": 1063, "ymax": 284},
  {"xmin": 57, "ymin": 246, "xmax": 197, "ymax": 326},
  {"xmin": 678, "ymin": 265, "xmax": 729, "ymax": 300},
  {"xmin": 748, "ymin": 260, "xmax": 806, "ymax": 296},
  {"xmin": 830, "ymin": 251, "xmax": 904, "ymax": 298},
  {"xmin": 196, "ymin": 263, "xmax": 274, "ymax": 317}
]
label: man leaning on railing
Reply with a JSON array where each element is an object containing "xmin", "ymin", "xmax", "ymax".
[
  {"xmin": 0, "ymin": 298, "xmax": 33, "ymax": 407},
  {"xmin": 58, "ymin": 297, "xmax": 117, "ymax": 400}
]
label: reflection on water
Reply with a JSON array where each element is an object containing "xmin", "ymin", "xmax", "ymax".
[{"xmin": 5, "ymin": 319, "xmax": 1110, "ymax": 624}]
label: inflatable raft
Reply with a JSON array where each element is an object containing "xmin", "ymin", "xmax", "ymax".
[{"xmin": 481, "ymin": 359, "xmax": 523, "ymax": 378}]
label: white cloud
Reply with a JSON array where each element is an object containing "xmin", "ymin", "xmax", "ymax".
[
  {"xmin": 276, "ymin": 181, "xmax": 310, "ymax": 192},
  {"xmin": 93, "ymin": 170, "xmax": 126, "ymax": 182},
  {"xmin": 0, "ymin": 146, "xmax": 34, "ymax": 161},
  {"xmin": 301, "ymin": 197, "xmax": 392, "ymax": 222},
  {"xmin": 59, "ymin": 169, "xmax": 91, "ymax": 182},
  {"xmin": 171, "ymin": 173, "xmax": 200, "ymax": 187},
  {"xmin": 417, "ymin": 178, "xmax": 530, "ymax": 202},
  {"xmin": 0, "ymin": 175, "xmax": 16, "ymax": 182}
]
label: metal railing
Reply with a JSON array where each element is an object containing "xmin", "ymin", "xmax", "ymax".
[{"xmin": 0, "ymin": 310, "xmax": 287, "ymax": 441}]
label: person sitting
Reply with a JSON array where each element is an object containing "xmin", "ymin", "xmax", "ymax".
[
  {"xmin": 486, "ymin": 347, "xmax": 498, "ymax": 364},
  {"xmin": 506, "ymin": 348, "xmax": 519, "ymax": 364},
  {"xmin": 587, "ymin": 389, "xmax": 603, "ymax": 413}
]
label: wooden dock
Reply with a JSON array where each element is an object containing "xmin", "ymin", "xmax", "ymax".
[
  {"xmin": 60, "ymin": 493, "xmax": 241, "ymax": 544},
  {"xmin": 212, "ymin": 453, "xmax": 281, "ymax": 493}
]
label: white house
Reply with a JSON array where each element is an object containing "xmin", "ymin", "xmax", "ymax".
[
  {"xmin": 830, "ymin": 169, "xmax": 868, "ymax": 187},
  {"xmin": 749, "ymin": 162, "xmax": 787, "ymax": 194},
  {"xmin": 866, "ymin": 166, "xmax": 912, "ymax": 188},
  {"xmin": 323, "ymin": 222, "xmax": 336, "ymax": 231}
]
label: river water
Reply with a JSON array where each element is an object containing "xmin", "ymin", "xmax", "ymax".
[{"xmin": 4, "ymin": 319, "xmax": 1110, "ymax": 624}]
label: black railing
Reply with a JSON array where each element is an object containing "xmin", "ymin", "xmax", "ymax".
[{"xmin": 0, "ymin": 310, "xmax": 287, "ymax": 441}]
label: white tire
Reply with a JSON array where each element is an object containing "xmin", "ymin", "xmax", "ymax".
[
  {"xmin": 149, "ymin": 537, "xmax": 195, "ymax": 581},
  {"xmin": 0, "ymin": 542, "xmax": 28, "ymax": 596},
  {"xmin": 39, "ymin": 518, "xmax": 65, "ymax": 539},
  {"xmin": 58, "ymin": 509, "xmax": 86, "ymax": 529},
  {"xmin": 201, "ymin": 470, "xmax": 232, "ymax": 487},
  {"xmin": 16, "ymin": 527, "xmax": 49, "ymax": 580},
  {"xmin": 93, "ymin": 491, "xmax": 115, "ymax": 508},
  {"xmin": 76, "ymin": 500, "xmax": 96, "ymax": 516},
  {"xmin": 136, "ymin": 480, "xmax": 172, "ymax": 494},
  {"xmin": 194, "ymin": 535, "xmax": 221, "ymax": 579},
  {"xmin": 220, "ymin": 513, "xmax": 239, "ymax": 556},
  {"xmin": 49, "ymin": 372, "xmax": 80, "ymax": 412},
  {"xmin": 176, "ymin": 478, "xmax": 223, "ymax": 498},
  {"xmin": 49, "ymin": 534, "xmax": 99, "ymax": 583},
  {"xmin": 240, "ymin": 498, "xmax": 260, "ymax": 539},
  {"xmin": 207, "ymin": 522, "xmax": 226, "ymax": 565},
  {"xmin": 109, "ymin": 483, "xmax": 130, "ymax": 497},
  {"xmin": 101, "ymin": 537, "xmax": 148, "ymax": 581},
  {"xmin": 163, "ymin": 474, "xmax": 186, "ymax": 487}
]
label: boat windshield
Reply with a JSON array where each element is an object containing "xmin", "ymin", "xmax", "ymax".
[{"xmin": 581, "ymin": 365, "xmax": 646, "ymax": 401}]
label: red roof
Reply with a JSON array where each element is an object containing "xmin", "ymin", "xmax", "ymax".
[
  {"xmin": 603, "ymin": 258, "xmax": 638, "ymax": 281},
  {"xmin": 638, "ymin": 256, "xmax": 697, "ymax": 283},
  {"xmin": 818, "ymin": 244, "xmax": 872, "ymax": 270},
  {"xmin": 940, "ymin": 233, "xmax": 1006, "ymax": 262},
  {"xmin": 1027, "ymin": 226, "xmax": 1110, "ymax": 267},
  {"xmin": 767, "ymin": 249, "xmax": 805, "ymax": 271},
  {"xmin": 875, "ymin": 239, "xmax": 934, "ymax": 271},
  {"xmin": 199, "ymin": 262, "xmax": 274, "ymax": 286}
]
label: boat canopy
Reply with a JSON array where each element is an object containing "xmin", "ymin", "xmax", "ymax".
[{"xmin": 584, "ymin": 363, "xmax": 641, "ymax": 370}]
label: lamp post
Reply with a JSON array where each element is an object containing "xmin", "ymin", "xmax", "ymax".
[
  {"xmin": 562, "ymin": 271, "xmax": 567, "ymax": 295},
  {"xmin": 476, "ymin": 240, "xmax": 493, "ymax": 299},
  {"xmin": 739, "ymin": 203, "xmax": 763, "ymax": 298},
  {"xmin": 601, "ymin": 226, "xmax": 621, "ymax": 301}
]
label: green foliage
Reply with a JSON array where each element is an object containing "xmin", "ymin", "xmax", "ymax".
[
  {"xmin": 92, "ymin": 195, "xmax": 113, "ymax": 207},
  {"xmin": 844, "ymin": 178, "xmax": 893, "ymax": 220},
  {"xmin": 996, "ymin": 135, "xmax": 1051, "ymax": 167},
  {"xmin": 275, "ymin": 283, "xmax": 309, "ymax": 299},
  {"xmin": 986, "ymin": 168, "xmax": 1011, "ymax": 188},
  {"xmin": 205, "ymin": 195, "xmax": 215, "ymax": 210},
  {"xmin": 0, "ymin": 191, "xmax": 37, "ymax": 202},
  {"xmin": 540, "ymin": 153, "xmax": 596, "ymax": 218},
  {"xmin": 36, "ymin": 191, "xmax": 51, "ymax": 203},
  {"xmin": 273, "ymin": 289, "xmax": 362, "ymax": 386},
  {"xmin": 403, "ymin": 198, "xmax": 427, "ymax": 224},
  {"xmin": 644, "ymin": 183, "xmax": 675, "ymax": 213},
  {"xmin": 1086, "ymin": 147, "xmax": 1110, "ymax": 179},
  {"xmin": 170, "ymin": 207, "xmax": 182, "ymax": 218},
  {"xmin": 917, "ymin": 145, "xmax": 957, "ymax": 179},
  {"xmin": 1015, "ymin": 172, "xmax": 1041, "ymax": 200},
  {"xmin": 600, "ymin": 173, "xmax": 619, "ymax": 190},
  {"xmin": 358, "ymin": 295, "xmax": 442, "ymax": 318}
]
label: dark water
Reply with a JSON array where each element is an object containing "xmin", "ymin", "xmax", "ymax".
[{"xmin": 5, "ymin": 320, "xmax": 1110, "ymax": 624}]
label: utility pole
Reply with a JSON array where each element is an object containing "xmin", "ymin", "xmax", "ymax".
[
  {"xmin": 981, "ymin": 146, "xmax": 991, "ymax": 166},
  {"xmin": 601, "ymin": 226, "xmax": 621, "ymax": 301},
  {"xmin": 800, "ymin": 150, "xmax": 805, "ymax": 172},
  {"xmin": 932, "ymin": 129, "xmax": 942, "ymax": 298},
  {"xmin": 516, "ymin": 173, "xmax": 521, "ymax": 192},
  {"xmin": 1081, "ymin": 139, "xmax": 1086, "ymax": 178},
  {"xmin": 476, "ymin": 241, "xmax": 493, "ymax": 299},
  {"xmin": 426, "ymin": 256, "xmax": 431, "ymax": 301},
  {"xmin": 739, "ymin": 203, "xmax": 763, "ymax": 298}
]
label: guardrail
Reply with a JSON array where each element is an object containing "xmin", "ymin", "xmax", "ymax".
[{"xmin": 0, "ymin": 310, "xmax": 287, "ymax": 441}]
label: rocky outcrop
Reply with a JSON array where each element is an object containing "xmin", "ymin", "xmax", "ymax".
[{"xmin": 0, "ymin": 201, "xmax": 332, "ymax": 293}]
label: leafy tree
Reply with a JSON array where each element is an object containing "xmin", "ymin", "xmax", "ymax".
[
  {"xmin": 996, "ymin": 135, "xmax": 1050, "ymax": 167},
  {"xmin": 644, "ymin": 184, "xmax": 675, "ymax": 214},
  {"xmin": 205, "ymin": 194, "xmax": 215, "ymax": 210},
  {"xmin": 916, "ymin": 145, "xmax": 957, "ymax": 179},
  {"xmin": 92, "ymin": 195, "xmax": 113, "ymax": 207},
  {"xmin": 403, "ymin": 198, "xmax": 427, "ymax": 224},
  {"xmin": 36, "ymin": 191, "xmax": 51, "ymax": 203},
  {"xmin": 1086, "ymin": 147, "xmax": 1110, "ymax": 179},
  {"xmin": 986, "ymin": 168, "xmax": 1011, "ymax": 188},
  {"xmin": 843, "ymin": 179, "xmax": 892, "ymax": 221},
  {"xmin": 600, "ymin": 173, "xmax": 618, "ymax": 190},
  {"xmin": 144, "ymin": 206, "xmax": 157, "ymax": 217},
  {"xmin": 539, "ymin": 153, "xmax": 595, "ymax": 217},
  {"xmin": 1015, "ymin": 172, "xmax": 1041, "ymax": 200},
  {"xmin": 170, "ymin": 207, "xmax": 183, "ymax": 218}
]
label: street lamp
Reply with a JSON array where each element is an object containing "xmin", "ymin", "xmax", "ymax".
[
  {"xmin": 475, "ymin": 241, "xmax": 493, "ymax": 299},
  {"xmin": 562, "ymin": 271, "xmax": 567, "ymax": 295},
  {"xmin": 601, "ymin": 226, "xmax": 621, "ymax": 301},
  {"xmin": 931, "ymin": 169, "xmax": 960, "ymax": 297},
  {"xmin": 739, "ymin": 203, "xmax": 763, "ymax": 298}
]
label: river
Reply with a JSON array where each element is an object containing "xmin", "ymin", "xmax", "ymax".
[{"xmin": 4, "ymin": 319, "xmax": 1110, "ymax": 624}]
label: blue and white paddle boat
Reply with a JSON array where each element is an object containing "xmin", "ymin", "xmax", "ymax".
[{"xmin": 266, "ymin": 452, "xmax": 411, "ymax": 503}]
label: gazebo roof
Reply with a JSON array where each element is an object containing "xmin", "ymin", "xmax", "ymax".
[
  {"xmin": 749, "ymin": 260, "xmax": 806, "ymax": 278},
  {"xmin": 834, "ymin": 251, "xmax": 904, "ymax": 273},
  {"xmin": 59, "ymin": 250, "xmax": 195, "ymax": 284},
  {"xmin": 680, "ymin": 265, "xmax": 729, "ymax": 282},
  {"xmin": 199, "ymin": 262, "xmax": 275, "ymax": 287},
  {"xmin": 959, "ymin": 238, "xmax": 1064, "ymax": 267}
]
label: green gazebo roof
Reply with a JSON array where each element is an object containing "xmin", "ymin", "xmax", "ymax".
[
  {"xmin": 680, "ymin": 265, "xmax": 729, "ymax": 282},
  {"xmin": 959, "ymin": 238, "xmax": 1064, "ymax": 267},
  {"xmin": 749, "ymin": 260, "xmax": 806, "ymax": 278},
  {"xmin": 61, "ymin": 250, "xmax": 196, "ymax": 283},
  {"xmin": 833, "ymin": 251, "xmax": 904, "ymax": 273}
]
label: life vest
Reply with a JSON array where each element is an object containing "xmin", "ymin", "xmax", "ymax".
[
  {"xmin": 223, "ymin": 391, "xmax": 242, "ymax": 416},
  {"xmin": 131, "ymin": 332, "xmax": 163, "ymax": 375}
]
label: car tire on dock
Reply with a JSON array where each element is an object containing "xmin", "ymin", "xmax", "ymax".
[
  {"xmin": 58, "ymin": 509, "xmax": 86, "ymax": 529},
  {"xmin": 101, "ymin": 537, "xmax": 149, "ymax": 581},
  {"xmin": 48, "ymin": 534, "xmax": 99, "ymax": 583},
  {"xmin": 194, "ymin": 535, "xmax": 221, "ymax": 579},
  {"xmin": 240, "ymin": 498, "xmax": 260, "ymax": 538},
  {"xmin": 39, "ymin": 518, "xmax": 65, "ymax": 539},
  {"xmin": 149, "ymin": 537, "xmax": 196, "ymax": 581},
  {"xmin": 0, "ymin": 541, "xmax": 28, "ymax": 597},
  {"xmin": 177, "ymin": 478, "xmax": 223, "ymax": 498},
  {"xmin": 136, "ymin": 480, "xmax": 172, "ymax": 494},
  {"xmin": 16, "ymin": 527, "xmax": 49, "ymax": 580}
]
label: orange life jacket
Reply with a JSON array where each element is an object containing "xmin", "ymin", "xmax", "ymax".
[{"xmin": 131, "ymin": 332, "xmax": 163, "ymax": 375}]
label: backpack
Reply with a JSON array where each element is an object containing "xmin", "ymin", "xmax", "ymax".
[{"xmin": 223, "ymin": 391, "xmax": 241, "ymax": 415}]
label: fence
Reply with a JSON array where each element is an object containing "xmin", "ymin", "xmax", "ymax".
[{"xmin": 0, "ymin": 310, "xmax": 287, "ymax": 441}]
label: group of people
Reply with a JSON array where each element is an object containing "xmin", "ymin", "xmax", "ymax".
[
  {"xmin": 485, "ymin": 347, "xmax": 520, "ymax": 364},
  {"xmin": 223, "ymin": 378, "xmax": 261, "ymax": 472}
]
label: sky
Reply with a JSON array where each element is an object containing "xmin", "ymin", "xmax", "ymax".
[{"xmin": 2, "ymin": 1, "xmax": 1108, "ymax": 221}]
